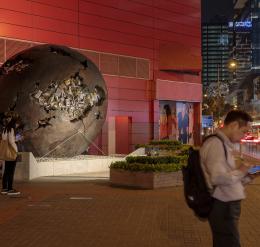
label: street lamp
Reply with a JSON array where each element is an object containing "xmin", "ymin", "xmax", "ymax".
[
  {"xmin": 228, "ymin": 59, "xmax": 237, "ymax": 70},
  {"xmin": 228, "ymin": 59, "xmax": 238, "ymax": 108}
]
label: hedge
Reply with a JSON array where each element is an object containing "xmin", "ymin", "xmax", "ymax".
[
  {"xmin": 109, "ymin": 161, "xmax": 183, "ymax": 172},
  {"xmin": 135, "ymin": 142, "xmax": 191, "ymax": 151},
  {"xmin": 149, "ymin": 140, "xmax": 181, "ymax": 146},
  {"xmin": 126, "ymin": 155, "xmax": 187, "ymax": 165}
]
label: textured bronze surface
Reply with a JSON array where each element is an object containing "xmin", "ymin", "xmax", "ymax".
[{"xmin": 0, "ymin": 44, "xmax": 107, "ymax": 157}]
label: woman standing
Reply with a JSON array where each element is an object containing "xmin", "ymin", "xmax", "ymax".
[{"xmin": 1, "ymin": 116, "xmax": 20, "ymax": 195}]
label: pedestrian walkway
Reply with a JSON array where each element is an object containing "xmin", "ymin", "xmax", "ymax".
[{"xmin": 0, "ymin": 177, "xmax": 260, "ymax": 247}]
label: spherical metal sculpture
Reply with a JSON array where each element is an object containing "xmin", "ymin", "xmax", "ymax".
[{"xmin": 0, "ymin": 44, "xmax": 107, "ymax": 157}]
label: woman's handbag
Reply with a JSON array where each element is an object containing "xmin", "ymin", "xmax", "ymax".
[{"xmin": 0, "ymin": 139, "xmax": 17, "ymax": 161}]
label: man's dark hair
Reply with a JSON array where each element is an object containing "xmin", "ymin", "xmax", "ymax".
[{"xmin": 224, "ymin": 110, "xmax": 253, "ymax": 127}]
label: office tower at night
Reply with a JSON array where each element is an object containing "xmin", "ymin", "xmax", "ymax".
[
  {"xmin": 229, "ymin": 0, "xmax": 260, "ymax": 114},
  {"xmin": 202, "ymin": 23, "xmax": 232, "ymax": 88}
]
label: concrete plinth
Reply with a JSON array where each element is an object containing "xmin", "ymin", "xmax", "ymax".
[{"xmin": 13, "ymin": 152, "xmax": 124, "ymax": 181}]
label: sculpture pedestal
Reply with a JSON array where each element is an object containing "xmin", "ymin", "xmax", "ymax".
[{"xmin": 14, "ymin": 152, "xmax": 124, "ymax": 181}]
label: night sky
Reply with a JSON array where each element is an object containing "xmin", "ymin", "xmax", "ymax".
[{"xmin": 202, "ymin": 0, "xmax": 234, "ymax": 23}]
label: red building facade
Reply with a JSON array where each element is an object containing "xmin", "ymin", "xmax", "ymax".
[{"xmin": 0, "ymin": 0, "xmax": 202, "ymax": 154}]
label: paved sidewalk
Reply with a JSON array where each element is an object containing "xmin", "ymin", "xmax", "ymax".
[{"xmin": 0, "ymin": 177, "xmax": 260, "ymax": 247}]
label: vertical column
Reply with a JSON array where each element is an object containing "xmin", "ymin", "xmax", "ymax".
[
  {"xmin": 115, "ymin": 116, "xmax": 132, "ymax": 154},
  {"xmin": 108, "ymin": 116, "xmax": 116, "ymax": 155},
  {"xmin": 153, "ymin": 100, "xmax": 160, "ymax": 140},
  {"xmin": 147, "ymin": 80, "xmax": 157, "ymax": 141}
]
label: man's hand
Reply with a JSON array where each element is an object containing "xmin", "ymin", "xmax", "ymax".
[
  {"xmin": 238, "ymin": 163, "xmax": 250, "ymax": 174},
  {"xmin": 248, "ymin": 172, "xmax": 260, "ymax": 180},
  {"xmin": 239, "ymin": 162, "xmax": 254, "ymax": 174}
]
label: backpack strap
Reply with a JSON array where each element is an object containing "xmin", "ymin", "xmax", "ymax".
[{"xmin": 202, "ymin": 134, "xmax": 227, "ymax": 160}]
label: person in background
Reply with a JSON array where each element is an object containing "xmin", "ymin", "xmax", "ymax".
[{"xmin": 1, "ymin": 116, "xmax": 20, "ymax": 196}]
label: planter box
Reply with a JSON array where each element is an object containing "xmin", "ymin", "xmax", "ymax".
[{"xmin": 110, "ymin": 168, "xmax": 183, "ymax": 189}]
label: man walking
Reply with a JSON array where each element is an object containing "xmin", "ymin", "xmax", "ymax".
[{"xmin": 200, "ymin": 110, "xmax": 258, "ymax": 247}]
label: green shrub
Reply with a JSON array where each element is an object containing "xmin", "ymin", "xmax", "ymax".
[
  {"xmin": 135, "ymin": 143, "xmax": 146, "ymax": 149},
  {"xmin": 131, "ymin": 140, "xmax": 190, "ymax": 172},
  {"xmin": 135, "ymin": 140, "xmax": 184, "ymax": 151},
  {"xmin": 149, "ymin": 140, "xmax": 181, "ymax": 146},
  {"xmin": 110, "ymin": 161, "xmax": 183, "ymax": 172},
  {"xmin": 178, "ymin": 144, "xmax": 192, "ymax": 155},
  {"xmin": 126, "ymin": 155, "xmax": 187, "ymax": 165}
]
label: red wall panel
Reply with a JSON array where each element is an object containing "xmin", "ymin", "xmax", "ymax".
[
  {"xmin": 108, "ymin": 88, "xmax": 147, "ymax": 101},
  {"xmin": 132, "ymin": 0, "xmax": 200, "ymax": 13},
  {"xmin": 0, "ymin": 23, "xmax": 33, "ymax": 40},
  {"xmin": 31, "ymin": 0, "xmax": 78, "ymax": 10},
  {"xmin": 132, "ymin": 133, "xmax": 150, "ymax": 145},
  {"xmin": 108, "ymin": 99, "xmax": 150, "ymax": 112},
  {"xmin": 115, "ymin": 116, "xmax": 132, "ymax": 154},
  {"xmin": 79, "ymin": 12, "xmax": 153, "ymax": 38},
  {"xmin": 0, "ymin": 39, "xmax": 5, "ymax": 63},
  {"xmin": 31, "ymin": 2, "xmax": 78, "ymax": 22},
  {"xmin": 0, "ymin": 0, "xmax": 31, "ymax": 13},
  {"xmin": 79, "ymin": 1, "xmax": 154, "ymax": 28},
  {"xmin": 0, "ymin": 9, "xmax": 32, "ymax": 27},
  {"xmin": 104, "ymin": 76, "xmax": 148, "ymax": 90},
  {"xmin": 131, "ymin": 112, "xmax": 150, "ymax": 123},
  {"xmin": 154, "ymin": 30, "xmax": 200, "ymax": 48},
  {"xmin": 32, "ymin": 16, "xmax": 78, "ymax": 36},
  {"xmin": 79, "ymin": 25, "xmax": 153, "ymax": 49},
  {"xmin": 32, "ymin": 29, "xmax": 78, "ymax": 47},
  {"xmin": 156, "ymin": 79, "xmax": 202, "ymax": 102},
  {"xmin": 79, "ymin": 37, "xmax": 153, "ymax": 59},
  {"xmin": 157, "ymin": 70, "xmax": 202, "ymax": 84}
]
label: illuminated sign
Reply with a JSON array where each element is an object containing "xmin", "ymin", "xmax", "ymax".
[
  {"xmin": 228, "ymin": 21, "xmax": 252, "ymax": 28},
  {"xmin": 202, "ymin": 115, "xmax": 213, "ymax": 128}
]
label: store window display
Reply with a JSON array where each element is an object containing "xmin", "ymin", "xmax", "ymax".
[{"xmin": 159, "ymin": 102, "xmax": 177, "ymax": 140}]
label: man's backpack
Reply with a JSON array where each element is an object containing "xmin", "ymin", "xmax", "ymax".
[{"xmin": 182, "ymin": 134, "xmax": 227, "ymax": 219}]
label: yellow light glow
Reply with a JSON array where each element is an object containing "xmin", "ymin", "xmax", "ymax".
[
  {"xmin": 228, "ymin": 59, "xmax": 237, "ymax": 69},
  {"xmin": 230, "ymin": 62, "xmax": 236, "ymax": 67}
]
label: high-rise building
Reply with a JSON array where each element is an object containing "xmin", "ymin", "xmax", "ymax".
[
  {"xmin": 228, "ymin": 20, "xmax": 252, "ymax": 87},
  {"xmin": 202, "ymin": 23, "xmax": 232, "ymax": 88},
  {"xmin": 228, "ymin": 0, "xmax": 260, "ymax": 114},
  {"xmin": 251, "ymin": 0, "xmax": 260, "ymax": 72},
  {"xmin": 230, "ymin": 0, "xmax": 253, "ymax": 86}
]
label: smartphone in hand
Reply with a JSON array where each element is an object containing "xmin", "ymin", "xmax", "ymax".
[{"xmin": 248, "ymin": 165, "xmax": 260, "ymax": 175}]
